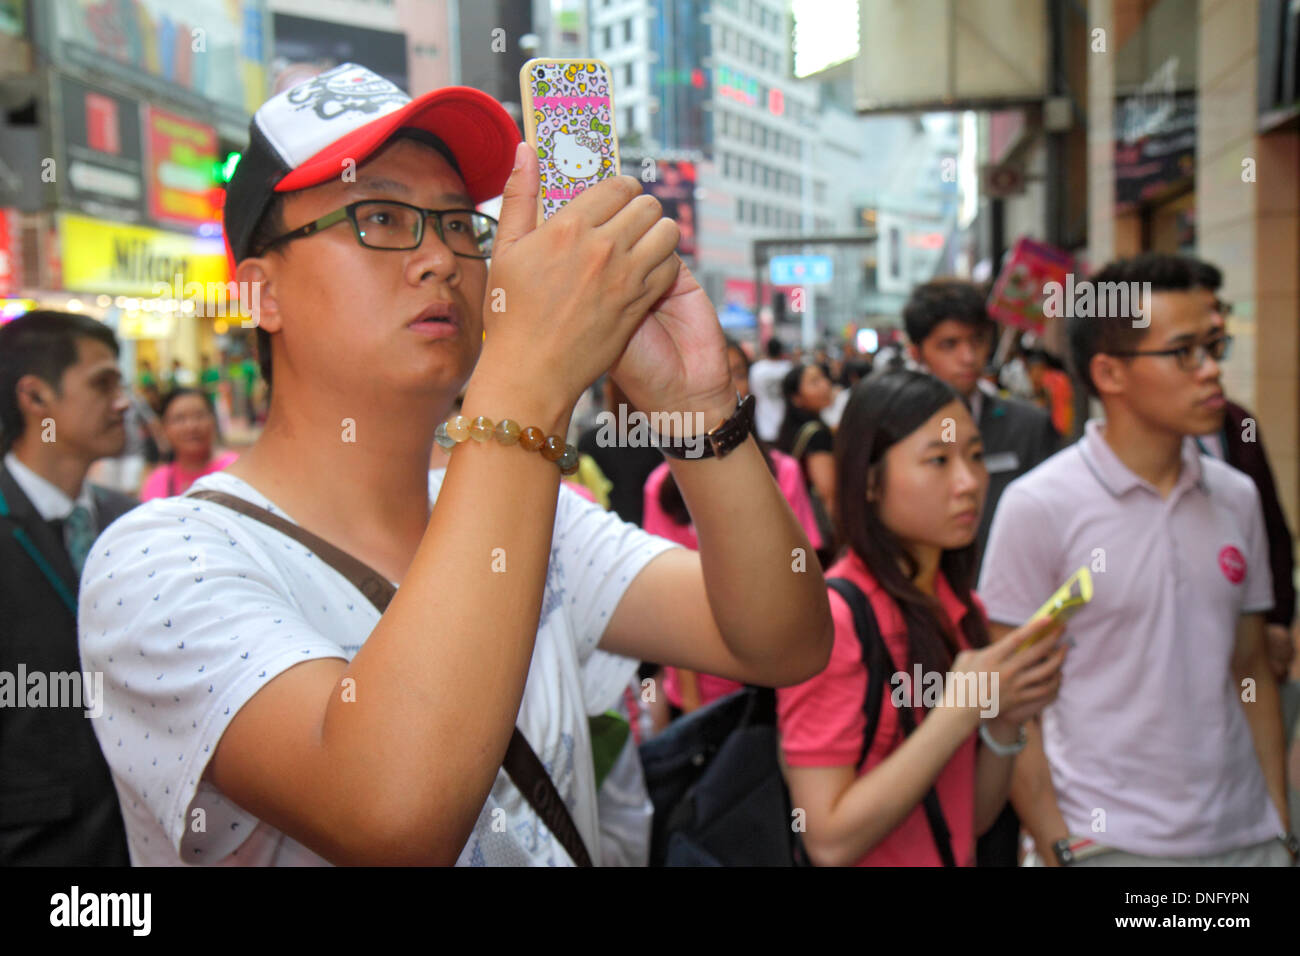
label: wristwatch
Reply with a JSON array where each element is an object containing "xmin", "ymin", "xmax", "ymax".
[
  {"xmin": 1052, "ymin": 836, "xmax": 1109, "ymax": 866},
  {"xmin": 659, "ymin": 392, "xmax": 756, "ymax": 461},
  {"xmin": 978, "ymin": 722, "xmax": 1027, "ymax": 756},
  {"xmin": 1282, "ymin": 832, "xmax": 1300, "ymax": 864}
]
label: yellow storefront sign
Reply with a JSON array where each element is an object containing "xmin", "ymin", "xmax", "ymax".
[
  {"xmin": 60, "ymin": 213, "xmax": 229, "ymax": 296},
  {"xmin": 117, "ymin": 309, "xmax": 176, "ymax": 341}
]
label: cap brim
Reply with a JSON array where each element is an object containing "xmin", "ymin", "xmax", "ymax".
[{"xmin": 275, "ymin": 86, "xmax": 520, "ymax": 203}]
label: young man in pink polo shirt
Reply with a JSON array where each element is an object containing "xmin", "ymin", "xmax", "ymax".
[{"xmin": 978, "ymin": 256, "xmax": 1297, "ymax": 866}]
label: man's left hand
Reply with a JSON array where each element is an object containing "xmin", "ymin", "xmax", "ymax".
[
  {"xmin": 609, "ymin": 259, "xmax": 734, "ymax": 422},
  {"xmin": 1266, "ymin": 623, "xmax": 1296, "ymax": 682}
]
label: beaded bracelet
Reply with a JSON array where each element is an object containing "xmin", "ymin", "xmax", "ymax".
[{"xmin": 435, "ymin": 414, "xmax": 580, "ymax": 476}]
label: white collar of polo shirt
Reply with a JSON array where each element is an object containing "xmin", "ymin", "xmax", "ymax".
[{"xmin": 1078, "ymin": 420, "xmax": 1210, "ymax": 500}]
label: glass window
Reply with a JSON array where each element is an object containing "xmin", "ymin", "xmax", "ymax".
[
  {"xmin": 604, "ymin": 26, "xmax": 612, "ymax": 48},
  {"xmin": 624, "ymin": 18, "xmax": 633, "ymax": 42}
]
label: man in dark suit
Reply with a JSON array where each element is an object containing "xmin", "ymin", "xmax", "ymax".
[
  {"xmin": 903, "ymin": 279, "xmax": 1060, "ymax": 867},
  {"xmin": 0, "ymin": 310, "xmax": 136, "ymax": 865},
  {"xmin": 903, "ymin": 280, "xmax": 1060, "ymax": 560}
]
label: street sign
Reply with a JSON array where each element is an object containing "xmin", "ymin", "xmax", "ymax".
[
  {"xmin": 719, "ymin": 302, "xmax": 755, "ymax": 328},
  {"xmin": 769, "ymin": 254, "xmax": 833, "ymax": 286}
]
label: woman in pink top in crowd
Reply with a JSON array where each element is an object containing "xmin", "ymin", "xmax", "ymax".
[
  {"xmin": 643, "ymin": 338, "xmax": 824, "ymax": 716},
  {"xmin": 777, "ymin": 370, "xmax": 1066, "ymax": 865},
  {"xmin": 139, "ymin": 388, "xmax": 238, "ymax": 500}
]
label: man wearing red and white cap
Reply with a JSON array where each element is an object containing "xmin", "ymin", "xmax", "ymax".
[{"xmin": 77, "ymin": 63, "xmax": 832, "ymax": 866}]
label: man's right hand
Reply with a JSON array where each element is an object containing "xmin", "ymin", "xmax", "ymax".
[{"xmin": 477, "ymin": 142, "xmax": 681, "ymax": 413}]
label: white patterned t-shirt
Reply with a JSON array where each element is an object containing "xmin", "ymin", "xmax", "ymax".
[{"xmin": 78, "ymin": 469, "xmax": 676, "ymax": 866}]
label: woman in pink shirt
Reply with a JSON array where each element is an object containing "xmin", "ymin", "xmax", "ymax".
[
  {"xmin": 777, "ymin": 370, "xmax": 1067, "ymax": 866},
  {"xmin": 643, "ymin": 338, "xmax": 823, "ymax": 715},
  {"xmin": 140, "ymin": 389, "xmax": 238, "ymax": 500}
]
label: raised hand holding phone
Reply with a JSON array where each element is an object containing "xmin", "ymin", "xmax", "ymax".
[{"xmin": 477, "ymin": 145, "xmax": 680, "ymax": 418}]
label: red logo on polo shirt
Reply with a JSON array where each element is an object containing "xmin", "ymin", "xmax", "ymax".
[{"xmin": 1218, "ymin": 546, "xmax": 1246, "ymax": 584}]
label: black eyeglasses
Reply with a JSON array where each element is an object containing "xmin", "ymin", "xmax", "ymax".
[
  {"xmin": 1107, "ymin": 334, "xmax": 1233, "ymax": 372},
  {"xmin": 258, "ymin": 200, "xmax": 498, "ymax": 259}
]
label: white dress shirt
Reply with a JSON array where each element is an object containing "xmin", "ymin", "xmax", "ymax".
[{"xmin": 4, "ymin": 451, "xmax": 97, "ymax": 525}]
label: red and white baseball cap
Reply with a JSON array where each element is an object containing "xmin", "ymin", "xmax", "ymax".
[{"xmin": 224, "ymin": 62, "xmax": 521, "ymax": 262}]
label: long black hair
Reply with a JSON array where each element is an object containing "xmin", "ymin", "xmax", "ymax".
[
  {"xmin": 775, "ymin": 362, "xmax": 827, "ymax": 457},
  {"xmin": 834, "ymin": 369, "xmax": 990, "ymax": 678}
]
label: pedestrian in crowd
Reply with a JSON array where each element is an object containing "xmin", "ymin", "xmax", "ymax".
[
  {"xmin": 137, "ymin": 380, "xmax": 166, "ymax": 465},
  {"xmin": 822, "ymin": 353, "xmax": 871, "ymax": 430},
  {"xmin": 903, "ymin": 278, "xmax": 1061, "ymax": 867},
  {"xmin": 0, "ymin": 310, "xmax": 136, "ymax": 865},
  {"xmin": 1180, "ymin": 255, "xmax": 1295, "ymax": 682},
  {"xmin": 167, "ymin": 358, "xmax": 194, "ymax": 391},
  {"xmin": 199, "ymin": 353, "xmax": 222, "ymax": 407},
  {"xmin": 77, "ymin": 64, "xmax": 831, "ymax": 867},
  {"xmin": 576, "ymin": 376, "xmax": 664, "ymax": 527},
  {"xmin": 979, "ymin": 256, "xmax": 1297, "ymax": 867},
  {"xmin": 778, "ymin": 369, "xmax": 1067, "ymax": 866},
  {"xmin": 776, "ymin": 361, "xmax": 837, "ymax": 563},
  {"xmin": 903, "ymin": 279, "xmax": 1059, "ymax": 562},
  {"xmin": 749, "ymin": 336, "xmax": 792, "ymax": 442},
  {"xmin": 137, "ymin": 359, "xmax": 157, "ymax": 392},
  {"xmin": 642, "ymin": 336, "xmax": 825, "ymax": 716},
  {"xmin": 138, "ymin": 388, "xmax": 239, "ymax": 500},
  {"xmin": 1184, "ymin": 254, "xmax": 1300, "ymax": 838},
  {"xmin": 1024, "ymin": 348, "xmax": 1075, "ymax": 439}
]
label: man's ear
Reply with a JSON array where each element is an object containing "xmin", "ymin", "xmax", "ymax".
[
  {"xmin": 15, "ymin": 374, "xmax": 53, "ymax": 421},
  {"xmin": 907, "ymin": 342, "xmax": 922, "ymax": 365},
  {"xmin": 1089, "ymin": 352, "xmax": 1127, "ymax": 399},
  {"xmin": 236, "ymin": 258, "xmax": 281, "ymax": 334}
]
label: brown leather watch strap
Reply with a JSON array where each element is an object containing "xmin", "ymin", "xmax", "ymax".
[
  {"xmin": 185, "ymin": 487, "xmax": 594, "ymax": 866},
  {"xmin": 659, "ymin": 392, "xmax": 755, "ymax": 460}
]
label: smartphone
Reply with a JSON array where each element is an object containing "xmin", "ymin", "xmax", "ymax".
[
  {"xmin": 519, "ymin": 58, "xmax": 621, "ymax": 223},
  {"xmin": 1018, "ymin": 566, "xmax": 1093, "ymax": 651}
]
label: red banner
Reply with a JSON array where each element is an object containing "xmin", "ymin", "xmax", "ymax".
[
  {"xmin": 986, "ymin": 237, "xmax": 1075, "ymax": 335},
  {"xmin": 0, "ymin": 210, "xmax": 20, "ymax": 297}
]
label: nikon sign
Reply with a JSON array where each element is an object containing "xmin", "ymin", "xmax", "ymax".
[{"xmin": 58, "ymin": 213, "xmax": 230, "ymax": 296}]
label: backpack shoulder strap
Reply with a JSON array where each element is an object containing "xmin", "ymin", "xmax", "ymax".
[
  {"xmin": 825, "ymin": 577, "xmax": 890, "ymax": 771},
  {"xmin": 185, "ymin": 487, "xmax": 594, "ymax": 867},
  {"xmin": 791, "ymin": 420, "xmax": 825, "ymax": 461},
  {"xmin": 825, "ymin": 575, "xmax": 957, "ymax": 867}
]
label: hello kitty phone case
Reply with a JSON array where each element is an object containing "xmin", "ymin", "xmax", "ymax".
[{"xmin": 520, "ymin": 58, "xmax": 620, "ymax": 222}]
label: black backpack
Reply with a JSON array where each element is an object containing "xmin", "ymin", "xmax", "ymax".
[{"xmin": 638, "ymin": 576, "xmax": 955, "ymax": 866}]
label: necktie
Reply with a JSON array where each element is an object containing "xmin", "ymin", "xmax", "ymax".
[{"xmin": 63, "ymin": 504, "xmax": 96, "ymax": 578}]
